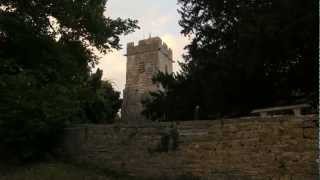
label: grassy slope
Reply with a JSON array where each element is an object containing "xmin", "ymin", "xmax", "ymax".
[
  {"xmin": 0, "ymin": 162, "xmax": 199, "ymax": 180},
  {"xmin": 0, "ymin": 162, "xmax": 134, "ymax": 180}
]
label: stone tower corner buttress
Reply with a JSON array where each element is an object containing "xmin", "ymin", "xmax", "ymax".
[{"xmin": 121, "ymin": 37, "xmax": 173, "ymax": 124}]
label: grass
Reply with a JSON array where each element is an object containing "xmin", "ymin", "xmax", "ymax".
[
  {"xmin": 0, "ymin": 161, "xmax": 201, "ymax": 180},
  {"xmin": 0, "ymin": 162, "xmax": 131, "ymax": 180}
]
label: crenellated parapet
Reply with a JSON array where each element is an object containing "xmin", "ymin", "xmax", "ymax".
[
  {"xmin": 123, "ymin": 37, "xmax": 173, "ymax": 124},
  {"xmin": 127, "ymin": 37, "xmax": 173, "ymax": 59}
]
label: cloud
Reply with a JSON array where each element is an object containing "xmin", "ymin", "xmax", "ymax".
[
  {"xmin": 161, "ymin": 34, "xmax": 190, "ymax": 72},
  {"xmin": 98, "ymin": 51, "xmax": 126, "ymax": 93},
  {"xmin": 98, "ymin": 33, "xmax": 190, "ymax": 95},
  {"xmin": 151, "ymin": 15, "xmax": 172, "ymax": 28},
  {"xmin": 97, "ymin": 1, "xmax": 190, "ymax": 94}
]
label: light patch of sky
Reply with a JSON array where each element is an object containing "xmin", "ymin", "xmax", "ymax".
[{"xmin": 96, "ymin": 0, "xmax": 190, "ymax": 94}]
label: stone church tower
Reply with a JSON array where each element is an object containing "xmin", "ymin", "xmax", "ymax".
[{"xmin": 121, "ymin": 37, "xmax": 173, "ymax": 124}]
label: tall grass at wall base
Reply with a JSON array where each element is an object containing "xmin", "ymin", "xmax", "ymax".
[{"xmin": 0, "ymin": 161, "xmax": 202, "ymax": 180}]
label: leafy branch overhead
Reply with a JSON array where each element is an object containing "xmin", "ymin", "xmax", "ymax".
[
  {"xmin": 0, "ymin": 0, "xmax": 138, "ymax": 161},
  {"xmin": 1, "ymin": 0, "xmax": 139, "ymax": 52}
]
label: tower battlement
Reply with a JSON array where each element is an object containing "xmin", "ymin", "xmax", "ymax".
[
  {"xmin": 127, "ymin": 37, "xmax": 172, "ymax": 59},
  {"xmin": 122, "ymin": 37, "xmax": 173, "ymax": 124}
]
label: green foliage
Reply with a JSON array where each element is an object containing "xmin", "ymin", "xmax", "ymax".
[
  {"xmin": 142, "ymin": 72, "xmax": 195, "ymax": 121},
  {"xmin": 0, "ymin": 0, "xmax": 138, "ymax": 161},
  {"xmin": 84, "ymin": 69, "xmax": 122, "ymax": 124},
  {"xmin": 143, "ymin": 0, "xmax": 317, "ymax": 121},
  {"xmin": 178, "ymin": 0, "xmax": 317, "ymax": 116}
]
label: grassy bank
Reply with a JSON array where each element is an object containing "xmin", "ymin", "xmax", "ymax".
[
  {"xmin": 0, "ymin": 161, "xmax": 200, "ymax": 180},
  {"xmin": 0, "ymin": 162, "xmax": 132, "ymax": 180}
]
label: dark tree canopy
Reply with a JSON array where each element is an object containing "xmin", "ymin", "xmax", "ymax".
[
  {"xmin": 0, "ymin": 0, "xmax": 138, "ymax": 161},
  {"xmin": 142, "ymin": 0, "xmax": 318, "ymax": 121},
  {"xmin": 84, "ymin": 69, "xmax": 122, "ymax": 124}
]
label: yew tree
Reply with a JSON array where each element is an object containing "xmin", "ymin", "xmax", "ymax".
[
  {"xmin": 177, "ymin": 0, "xmax": 318, "ymax": 118},
  {"xmin": 142, "ymin": 0, "xmax": 317, "ymax": 120}
]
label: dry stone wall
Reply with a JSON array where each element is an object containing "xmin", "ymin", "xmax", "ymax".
[{"xmin": 62, "ymin": 115, "xmax": 318, "ymax": 179}]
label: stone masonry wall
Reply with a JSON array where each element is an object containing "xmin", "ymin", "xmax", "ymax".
[
  {"xmin": 62, "ymin": 115, "xmax": 318, "ymax": 179},
  {"xmin": 122, "ymin": 37, "xmax": 173, "ymax": 124}
]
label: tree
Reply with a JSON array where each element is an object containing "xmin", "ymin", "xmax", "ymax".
[
  {"xmin": 84, "ymin": 69, "xmax": 122, "ymax": 124},
  {"xmin": 142, "ymin": 72, "xmax": 196, "ymax": 121},
  {"xmin": 143, "ymin": 0, "xmax": 317, "ymax": 120},
  {"xmin": 177, "ymin": 0, "xmax": 317, "ymax": 118},
  {"xmin": 0, "ymin": 0, "xmax": 138, "ymax": 161}
]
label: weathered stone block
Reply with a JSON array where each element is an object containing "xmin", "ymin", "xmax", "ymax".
[{"xmin": 62, "ymin": 115, "xmax": 318, "ymax": 179}]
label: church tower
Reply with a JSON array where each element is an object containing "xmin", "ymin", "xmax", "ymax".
[{"xmin": 121, "ymin": 37, "xmax": 173, "ymax": 124}]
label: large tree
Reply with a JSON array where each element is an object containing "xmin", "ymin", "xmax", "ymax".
[
  {"xmin": 143, "ymin": 0, "xmax": 317, "ymax": 121},
  {"xmin": 84, "ymin": 69, "xmax": 122, "ymax": 124},
  {"xmin": 181, "ymin": 0, "xmax": 318, "ymax": 118},
  {"xmin": 0, "ymin": 0, "xmax": 138, "ymax": 160}
]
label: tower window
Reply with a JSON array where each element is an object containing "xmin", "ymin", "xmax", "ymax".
[{"xmin": 165, "ymin": 65, "xmax": 168, "ymax": 73}]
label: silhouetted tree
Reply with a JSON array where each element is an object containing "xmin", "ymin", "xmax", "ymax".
[
  {"xmin": 0, "ymin": 0, "xmax": 138, "ymax": 161},
  {"xmin": 84, "ymin": 69, "xmax": 122, "ymax": 124},
  {"xmin": 142, "ymin": 0, "xmax": 317, "ymax": 121}
]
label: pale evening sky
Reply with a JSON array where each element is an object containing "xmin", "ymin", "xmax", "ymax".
[{"xmin": 97, "ymin": 0, "xmax": 190, "ymax": 93}]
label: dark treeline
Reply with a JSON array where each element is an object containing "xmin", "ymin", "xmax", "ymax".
[
  {"xmin": 0, "ymin": 0, "xmax": 138, "ymax": 161},
  {"xmin": 142, "ymin": 0, "xmax": 318, "ymax": 121}
]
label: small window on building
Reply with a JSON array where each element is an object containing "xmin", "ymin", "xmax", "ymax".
[{"xmin": 165, "ymin": 65, "xmax": 168, "ymax": 74}]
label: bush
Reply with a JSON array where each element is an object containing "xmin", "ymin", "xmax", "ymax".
[{"xmin": 0, "ymin": 75, "xmax": 80, "ymax": 161}]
